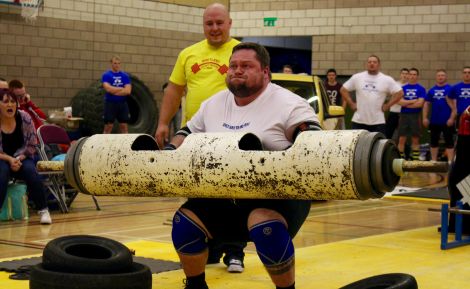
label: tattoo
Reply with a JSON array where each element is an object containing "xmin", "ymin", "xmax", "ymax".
[{"xmin": 265, "ymin": 257, "xmax": 295, "ymax": 275}]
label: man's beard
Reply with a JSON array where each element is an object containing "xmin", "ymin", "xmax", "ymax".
[{"xmin": 227, "ymin": 81, "xmax": 263, "ymax": 98}]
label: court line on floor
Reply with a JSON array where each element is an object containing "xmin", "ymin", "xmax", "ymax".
[
  {"xmin": 0, "ymin": 239, "xmax": 44, "ymax": 250},
  {"xmin": 307, "ymin": 202, "xmax": 412, "ymax": 219}
]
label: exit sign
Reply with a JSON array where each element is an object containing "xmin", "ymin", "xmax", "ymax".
[{"xmin": 264, "ymin": 17, "xmax": 278, "ymax": 27}]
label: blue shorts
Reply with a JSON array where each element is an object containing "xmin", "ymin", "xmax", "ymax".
[{"xmin": 103, "ymin": 101, "xmax": 130, "ymax": 124}]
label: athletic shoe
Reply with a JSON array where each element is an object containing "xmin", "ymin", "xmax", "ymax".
[
  {"xmin": 38, "ymin": 209, "xmax": 52, "ymax": 225},
  {"xmin": 227, "ymin": 257, "xmax": 244, "ymax": 273}
]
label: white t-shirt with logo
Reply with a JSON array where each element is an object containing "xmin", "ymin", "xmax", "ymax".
[
  {"xmin": 343, "ymin": 71, "xmax": 402, "ymax": 125},
  {"xmin": 187, "ymin": 83, "xmax": 319, "ymax": 151}
]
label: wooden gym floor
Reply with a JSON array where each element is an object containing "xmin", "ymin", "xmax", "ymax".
[{"xmin": 0, "ymin": 171, "xmax": 468, "ymax": 288}]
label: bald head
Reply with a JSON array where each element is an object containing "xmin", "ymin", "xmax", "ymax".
[
  {"xmin": 204, "ymin": 3, "xmax": 228, "ymax": 14},
  {"xmin": 203, "ymin": 3, "xmax": 232, "ymax": 47}
]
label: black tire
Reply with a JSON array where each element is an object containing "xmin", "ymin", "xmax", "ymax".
[
  {"xmin": 339, "ymin": 273, "xmax": 418, "ymax": 289},
  {"xmin": 42, "ymin": 235, "xmax": 133, "ymax": 274},
  {"xmin": 30, "ymin": 262, "xmax": 152, "ymax": 289},
  {"xmin": 71, "ymin": 74, "xmax": 158, "ymax": 135}
]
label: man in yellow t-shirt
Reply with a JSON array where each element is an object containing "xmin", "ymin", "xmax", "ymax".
[
  {"xmin": 155, "ymin": 3, "xmax": 239, "ymax": 148},
  {"xmin": 154, "ymin": 3, "xmax": 245, "ymax": 273}
]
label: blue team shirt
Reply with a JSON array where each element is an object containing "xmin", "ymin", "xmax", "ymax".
[
  {"xmin": 401, "ymin": 83, "xmax": 426, "ymax": 114},
  {"xmin": 449, "ymin": 82, "xmax": 470, "ymax": 114},
  {"xmin": 101, "ymin": 70, "xmax": 131, "ymax": 102},
  {"xmin": 425, "ymin": 84, "xmax": 452, "ymax": 125}
]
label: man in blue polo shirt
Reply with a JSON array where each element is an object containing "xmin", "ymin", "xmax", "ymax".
[
  {"xmin": 422, "ymin": 69, "xmax": 456, "ymax": 162},
  {"xmin": 449, "ymin": 66, "xmax": 470, "ymax": 128},
  {"xmin": 101, "ymin": 55, "xmax": 132, "ymax": 133},
  {"xmin": 397, "ymin": 68, "xmax": 426, "ymax": 160}
]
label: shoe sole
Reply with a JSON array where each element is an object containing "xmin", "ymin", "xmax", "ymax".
[{"xmin": 227, "ymin": 265, "xmax": 244, "ymax": 273}]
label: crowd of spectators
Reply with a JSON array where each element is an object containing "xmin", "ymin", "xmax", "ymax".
[{"xmin": 327, "ymin": 64, "xmax": 470, "ymax": 162}]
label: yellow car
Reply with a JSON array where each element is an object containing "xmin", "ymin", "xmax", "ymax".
[{"xmin": 271, "ymin": 73, "xmax": 345, "ymax": 130}]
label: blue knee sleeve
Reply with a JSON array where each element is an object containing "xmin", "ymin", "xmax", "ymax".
[
  {"xmin": 172, "ymin": 210, "xmax": 208, "ymax": 254},
  {"xmin": 249, "ymin": 220, "xmax": 294, "ymax": 266}
]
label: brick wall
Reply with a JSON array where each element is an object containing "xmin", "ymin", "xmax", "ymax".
[
  {"xmin": 312, "ymin": 33, "xmax": 469, "ymax": 88},
  {"xmin": 230, "ymin": 1, "xmax": 470, "ymax": 87},
  {"xmin": 0, "ymin": 0, "xmax": 204, "ymax": 110},
  {"xmin": 1, "ymin": 0, "xmax": 469, "ymax": 111},
  {"xmin": 231, "ymin": 0, "xmax": 469, "ymax": 10}
]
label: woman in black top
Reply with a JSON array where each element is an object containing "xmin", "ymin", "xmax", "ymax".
[{"xmin": 0, "ymin": 88, "xmax": 51, "ymax": 224}]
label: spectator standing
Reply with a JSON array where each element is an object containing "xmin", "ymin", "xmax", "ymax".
[
  {"xmin": 9, "ymin": 79, "xmax": 47, "ymax": 130},
  {"xmin": 167, "ymin": 42, "xmax": 320, "ymax": 289},
  {"xmin": 0, "ymin": 89, "xmax": 51, "ymax": 224},
  {"xmin": 449, "ymin": 66, "xmax": 470, "ymax": 127},
  {"xmin": 101, "ymin": 55, "xmax": 132, "ymax": 134},
  {"xmin": 340, "ymin": 55, "xmax": 403, "ymax": 134},
  {"xmin": 422, "ymin": 69, "xmax": 456, "ymax": 162},
  {"xmin": 324, "ymin": 68, "xmax": 347, "ymax": 129},
  {"xmin": 154, "ymin": 3, "xmax": 245, "ymax": 273},
  {"xmin": 282, "ymin": 64, "xmax": 293, "ymax": 74},
  {"xmin": 385, "ymin": 68, "xmax": 409, "ymax": 139},
  {"xmin": 397, "ymin": 68, "xmax": 426, "ymax": 160},
  {"xmin": 155, "ymin": 3, "xmax": 240, "ymax": 147}
]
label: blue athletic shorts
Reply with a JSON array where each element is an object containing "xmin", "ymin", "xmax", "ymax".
[{"xmin": 103, "ymin": 101, "xmax": 130, "ymax": 124}]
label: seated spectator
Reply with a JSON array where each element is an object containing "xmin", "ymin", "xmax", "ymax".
[
  {"xmin": 0, "ymin": 89, "xmax": 52, "ymax": 224},
  {"xmin": 9, "ymin": 79, "xmax": 47, "ymax": 130}
]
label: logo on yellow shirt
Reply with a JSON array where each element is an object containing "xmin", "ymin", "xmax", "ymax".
[{"xmin": 191, "ymin": 61, "xmax": 229, "ymax": 75}]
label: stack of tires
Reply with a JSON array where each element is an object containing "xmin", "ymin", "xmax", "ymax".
[{"xmin": 30, "ymin": 235, "xmax": 152, "ymax": 289}]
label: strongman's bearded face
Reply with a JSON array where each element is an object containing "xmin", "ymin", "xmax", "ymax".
[{"xmin": 226, "ymin": 49, "xmax": 266, "ymax": 98}]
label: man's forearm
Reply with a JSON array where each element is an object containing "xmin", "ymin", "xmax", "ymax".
[
  {"xmin": 340, "ymin": 87, "xmax": 355, "ymax": 109},
  {"xmin": 168, "ymin": 134, "xmax": 186, "ymax": 149},
  {"xmin": 422, "ymin": 102, "xmax": 430, "ymax": 120},
  {"xmin": 406, "ymin": 99, "xmax": 425, "ymax": 108},
  {"xmin": 447, "ymin": 98, "xmax": 457, "ymax": 119},
  {"xmin": 388, "ymin": 90, "xmax": 403, "ymax": 107}
]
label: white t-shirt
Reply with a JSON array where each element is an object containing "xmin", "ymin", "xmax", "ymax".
[
  {"xmin": 389, "ymin": 80, "xmax": 405, "ymax": 113},
  {"xmin": 343, "ymin": 71, "xmax": 402, "ymax": 125},
  {"xmin": 187, "ymin": 83, "xmax": 319, "ymax": 151}
]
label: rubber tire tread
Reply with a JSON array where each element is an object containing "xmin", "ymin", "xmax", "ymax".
[
  {"xmin": 42, "ymin": 235, "xmax": 133, "ymax": 274},
  {"xmin": 339, "ymin": 273, "xmax": 418, "ymax": 289},
  {"xmin": 30, "ymin": 262, "xmax": 152, "ymax": 289}
]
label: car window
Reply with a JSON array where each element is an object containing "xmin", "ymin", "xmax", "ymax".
[{"xmin": 272, "ymin": 80, "xmax": 319, "ymax": 114}]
